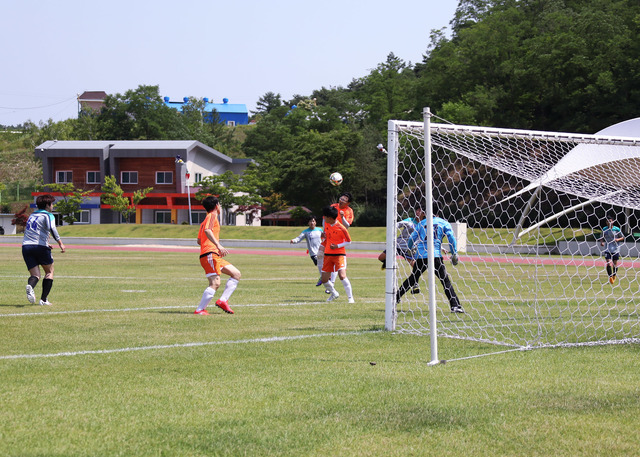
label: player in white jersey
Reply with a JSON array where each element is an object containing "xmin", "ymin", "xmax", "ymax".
[
  {"xmin": 599, "ymin": 213, "xmax": 625, "ymax": 284},
  {"xmin": 22, "ymin": 194, "xmax": 66, "ymax": 305},
  {"xmin": 290, "ymin": 215, "xmax": 324, "ymax": 286}
]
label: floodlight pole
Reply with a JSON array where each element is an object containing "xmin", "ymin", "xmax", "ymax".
[{"xmin": 424, "ymin": 107, "xmax": 439, "ymax": 366}]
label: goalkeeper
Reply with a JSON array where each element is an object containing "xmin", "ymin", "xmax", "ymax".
[
  {"xmin": 599, "ymin": 213, "xmax": 625, "ymax": 284},
  {"xmin": 396, "ymin": 204, "xmax": 464, "ymax": 313}
]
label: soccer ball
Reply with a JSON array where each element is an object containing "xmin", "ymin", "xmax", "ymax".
[{"xmin": 329, "ymin": 172, "xmax": 343, "ymax": 186}]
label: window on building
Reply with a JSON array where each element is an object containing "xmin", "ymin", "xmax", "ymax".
[
  {"xmin": 86, "ymin": 171, "xmax": 100, "ymax": 184},
  {"xmin": 121, "ymin": 171, "xmax": 138, "ymax": 184},
  {"xmin": 246, "ymin": 212, "xmax": 254, "ymax": 226},
  {"xmin": 156, "ymin": 171, "xmax": 173, "ymax": 184},
  {"xmin": 227, "ymin": 120, "xmax": 236, "ymax": 127},
  {"xmin": 194, "ymin": 173, "xmax": 202, "ymax": 183},
  {"xmin": 225, "ymin": 210, "xmax": 236, "ymax": 226},
  {"xmin": 56, "ymin": 171, "xmax": 72, "ymax": 183},
  {"xmin": 191, "ymin": 211, "xmax": 206, "ymax": 225},
  {"xmin": 155, "ymin": 211, "xmax": 172, "ymax": 224},
  {"xmin": 73, "ymin": 210, "xmax": 90, "ymax": 224},
  {"xmin": 53, "ymin": 213, "xmax": 64, "ymax": 226},
  {"xmin": 120, "ymin": 213, "xmax": 135, "ymax": 224}
]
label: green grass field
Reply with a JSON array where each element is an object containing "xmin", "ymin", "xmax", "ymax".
[{"xmin": 2, "ymin": 244, "xmax": 640, "ymax": 456}]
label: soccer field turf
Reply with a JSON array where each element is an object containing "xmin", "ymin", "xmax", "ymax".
[{"xmin": 2, "ymin": 245, "xmax": 640, "ymax": 456}]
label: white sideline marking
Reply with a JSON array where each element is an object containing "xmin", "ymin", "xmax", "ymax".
[
  {"xmin": 0, "ymin": 275, "xmax": 378, "ymax": 281},
  {"xmin": 0, "ymin": 330, "xmax": 380, "ymax": 360},
  {"xmin": 0, "ymin": 300, "xmax": 379, "ymax": 318}
]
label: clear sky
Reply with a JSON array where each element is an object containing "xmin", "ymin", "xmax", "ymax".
[{"xmin": 0, "ymin": 0, "xmax": 458, "ymax": 127}]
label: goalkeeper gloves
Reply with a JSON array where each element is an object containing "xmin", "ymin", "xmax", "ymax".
[{"xmin": 451, "ymin": 253, "xmax": 459, "ymax": 266}]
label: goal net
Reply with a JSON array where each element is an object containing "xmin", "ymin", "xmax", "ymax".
[{"xmin": 385, "ymin": 111, "xmax": 640, "ymax": 359}]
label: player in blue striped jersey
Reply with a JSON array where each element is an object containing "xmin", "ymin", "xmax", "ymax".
[{"xmin": 22, "ymin": 194, "xmax": 66, "ymax": 305}]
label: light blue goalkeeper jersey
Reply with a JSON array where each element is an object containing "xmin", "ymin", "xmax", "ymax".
[
  {"xmin": 22, "ymin": 210, "xmax": 60, "ymax": 246},
  {"xmin": 601, "ymin": 225, "xmax": 623, "ymax": 255},
  {"xmin": 407, "ymin": 216, "xmax": 457, "ymax": 259}
]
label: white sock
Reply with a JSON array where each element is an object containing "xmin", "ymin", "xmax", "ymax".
[
  {"xmin": 220, "ymin": 278, "xmax": 239, "ymax": 302},
  {"xmin": 317, "ymin": 263, "xmax": 323, "ymax": 276},
  {"xmin": 197, "ymin": 287, "xmax": 215, "ymax": 311},
  {"xmin": 341, "ymin": 277, "xmax": 353, "ymax": 299},
  {"xmin": 324, "ymin": 281, "xmax": 336, "ymax": 295},
  {"xmin": 330, "ymin": 271, "xmax": 338, "ymax": 283}
]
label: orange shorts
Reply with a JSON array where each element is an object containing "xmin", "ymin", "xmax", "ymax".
[
  {"xmin": 200, "ymin": 252, "xmax": 231, "ymax": 277},
  {"xmin": 322, "ymin": 254, "xmax": 347, "ymax": 273}
]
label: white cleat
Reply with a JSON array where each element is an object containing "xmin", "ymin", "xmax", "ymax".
[
  {"xmin": 39, "ymin": 299, "xmax": 52, "ymax": 306},
  {"xmin": 348, "ymin": 297, "xmax": 355, "ymax": 304},
  {"xmin": 327, "ymin": 291, "xmax": 340, "ymax": 302},
  {"xmin": 26, "ymin": 285, "xmax": 36, "ymax": 304}
]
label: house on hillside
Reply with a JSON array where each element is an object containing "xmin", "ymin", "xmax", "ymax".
[
  {"xmin": 164, "ymin": 97, "xmax": 249, "ymax": 126},
  {"xmin": 34, "ymin": 140, "xmax": 258, "ymax": 226},
  {"xmin": 77, "ymin": 91, "xmax": 107, "ymax": 114}
]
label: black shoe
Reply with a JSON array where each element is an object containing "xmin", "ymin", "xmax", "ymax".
[
  {"xmin": 410, "ymin": 288, "xmax": 420, "ymax": 294},
  {"xmin": 451, "ymin": 305, "xmax": 465, "ymax": 314}
]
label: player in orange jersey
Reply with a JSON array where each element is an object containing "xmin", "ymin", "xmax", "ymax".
[
  {"xmin": 321, "ymin": 205, "xmax": 354, "ymax": 303},
  {"xmin": 194, "ymin": 196, "xmax": 241, "ymax": 315},
  {"xmin": 323, "ymin": 192, "xmax": 355, "ymax": 287},
  {"xmin": 331, "ymin": 192, "xmax": 354, "ymax": 229}
]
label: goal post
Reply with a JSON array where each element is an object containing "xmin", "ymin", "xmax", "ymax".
[{"xmin": 385, "ymin": 110, "xmax": 640, "ymax": 358}]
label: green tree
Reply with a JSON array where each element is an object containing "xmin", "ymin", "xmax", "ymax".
[
  {"xmin": 101, "ymin": 175, "xmax": 152, "ymax": 222},
  {"xmin": 253, "ymin": 91, "xmax": 282, "ymax": 115},
  {"xmin": 45, "ymin": 183, "xmax": 91, "ymax": 225},
  {"xmin": 195, "ymin": 171, "xmax": 263, "ymax": 221},
  {"xmin": 348, "ymin": 53, "xmax": 417, "ymax": 129},
  {"xmin": 415, "ymin": 0, "xmax": 640, "ymax": 132},
  {"xmin": 72, "ymin": 111, "xmax": 100, "ymax": 140},
  {"xmin": 261, "ymin": 192, "xmax": 289, "ymax": 215},
  {"xmin": 177, "ymin": 97, "xmax": 239, "ymax": 153},
  {"xmin": 243, "ymin": 103, "xmax": 369, "ymax": 214},
  {"xmin": 96, "ymin": 85, "xmax": 182, "ymax": 140}
]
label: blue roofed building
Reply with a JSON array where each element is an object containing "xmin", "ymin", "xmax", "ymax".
[{"xmin": 164, "ymin": 96, "xmax": 249, "ymax": 126}]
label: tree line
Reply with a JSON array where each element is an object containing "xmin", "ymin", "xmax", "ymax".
[{"xmin": 3, "ymin": 0, "xmax": 639, "ymax": 225}]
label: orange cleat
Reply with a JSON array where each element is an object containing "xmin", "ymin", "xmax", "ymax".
[{"xmin": 194, "ymin": 309, "xmax": 210, "ymax": 315}]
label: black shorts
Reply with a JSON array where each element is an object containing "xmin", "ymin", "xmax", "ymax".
[
  {"xmin": 604, "ymin": 252, "xmax": 620, "ymax": 262},
  {"xmin": 22, "ymin": 245, "xmax": 54, "ymax": 270}
]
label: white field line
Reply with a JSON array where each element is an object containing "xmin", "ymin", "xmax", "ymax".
[
  {"xmin": 0, "ymin": 299, "xmax": 381, "ymax": 318},
  {"xmin": 0, "ymin": 275, "xmax": 378, "ymax": 281},
  {"xmin": 0, "ymin": 330, "xmax": 381, "ymax": 360}
]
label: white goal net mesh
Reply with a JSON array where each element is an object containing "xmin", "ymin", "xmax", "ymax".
[{"xmin": 387, "ymin": 118, "xmax": 640, "ymax": 349}]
